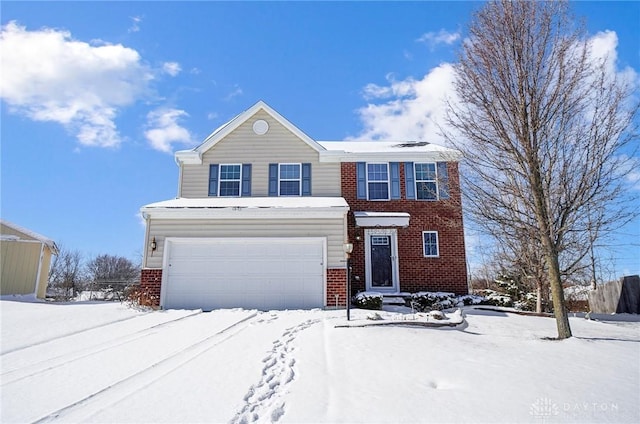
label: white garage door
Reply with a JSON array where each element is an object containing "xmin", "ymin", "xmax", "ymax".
[{"xmin": 162, "ymin": 237, "xmax": 325, "ymax": 311}]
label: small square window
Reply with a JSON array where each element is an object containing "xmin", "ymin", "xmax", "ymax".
[{"xmin": 423, "ymin": 231, "xmax": 439, "ymax": 257}]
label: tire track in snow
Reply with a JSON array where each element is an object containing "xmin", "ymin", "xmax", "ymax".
[
  {"xmin": 230, "ymin": 318, "xmax": 320, "ymax": 424},
  {"xmin": 32, "ymin": 311, "xmax": 260, "ymax": 424},
  {"xmin": 1, "ymin": 310, "xmax": 203, "ymax": 385}
]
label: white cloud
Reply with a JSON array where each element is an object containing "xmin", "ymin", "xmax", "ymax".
[
  {"xmin": 351, "ymin": 64, "xmax": 457, "ymax": 145},
  {"xmin": 224, "ymin": 85, "xmax": 243, "ymax": 101},
  {"xmin": 144, "ymin": 108, "xmax": 195, "ymax": 153},
  {"xmin": 162, "ymin": 61, "xmax": 182, "ymax": 77},
  {"xmin": 128, "ymin": 16, "xmax": 142, "ymax": 33},
  {"xmin": 416, "ymin": 29, "xmax": 460, "ymax": 50},
  {"xmin": 0, "ymin": 21, "xmax": 152, "ymax": 148}
]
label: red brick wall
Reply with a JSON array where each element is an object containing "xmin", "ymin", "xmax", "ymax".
[
  {"xmin": 342, "ymin": 162, "xmax": 468, "ymax": 295},
  {"xmin": 326, "ymin": 268, "xmax": 347, "ymax": 307},
  {"xmin": 139, "ymin": 268, "xmax": 162, "ymax": 307}
]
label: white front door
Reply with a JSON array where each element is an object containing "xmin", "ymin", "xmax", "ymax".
[{"xmin": 364, "ymin": 229, "xmax": 399, "ymax": 292}]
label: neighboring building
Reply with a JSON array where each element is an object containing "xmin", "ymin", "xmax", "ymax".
[
  {"xmin": 140, "ymin": 101, "xmax": 467, "ymax": 311},
  {"xmin": 1, "ymin": 220, "xmax": 59, "ymax": 299}
]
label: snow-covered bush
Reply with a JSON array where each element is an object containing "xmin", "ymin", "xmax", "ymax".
[
  {"xmin": 410, "ymin": 292, "xmax": 456, "ymax": 312},
  {"xmin": 476, "ymin": 289, "xmax": 513, "ymax": 307},
  {"xmin": 456, "ymin": 294, "xmax": 485, "ymax": 306},
  {"xmin": 353, "ymin": 292, "xmax": 383, "ymax": 310}
]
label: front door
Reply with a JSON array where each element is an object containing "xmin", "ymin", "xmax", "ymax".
[{"xmin": 365, "ymin": 229, "xmax": 399, "ymax": 292}]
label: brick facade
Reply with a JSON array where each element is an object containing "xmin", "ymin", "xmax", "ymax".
[
  {"xmin": 326, "ymin": 268, "xmax": 347, "ymax": 307},
  {"xmin": 140, "ymin": 268, "xmax": 162, "ymax": 307},
  {"xmin": 342, "ymin": 162, "xmax": 468, "ymax": 295}
]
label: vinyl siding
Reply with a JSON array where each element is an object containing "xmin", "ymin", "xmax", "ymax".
[
  {"xmin": 0, "ymin": 241, "xmax": 44, "ymax": 296},
  {"xmin": 180, "ymin": 110, "xmax": 341, "ymax": 197},
  {"xmin": 145, "ymin": 218, "xmax": 346, "ymax": 269}
]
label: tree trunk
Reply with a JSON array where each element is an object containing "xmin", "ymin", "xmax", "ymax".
[
  {"xmin": 545, "ymin": 246, "xmax": 572, "ymax": 338},
  {"xmin": 536, "ymin": 284, "xmax": 542, "ymax": 314}
]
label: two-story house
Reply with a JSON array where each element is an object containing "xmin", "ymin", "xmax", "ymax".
[{"xmin": 140, "ymin": 101, "xmax": 467, "ymax": 311}]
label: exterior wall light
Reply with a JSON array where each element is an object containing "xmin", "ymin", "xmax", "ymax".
[{"xmin": 151, "ymin": 237, "xmax": 157, "ymax": 252}]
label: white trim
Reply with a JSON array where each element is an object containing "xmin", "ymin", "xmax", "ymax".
[
  {"xmin": 364, "ymin": 228, "xmax": 399, "ymax": 293},
  {"xmin": 160, "ymin": 236, "xmax": 327, "ymax": 310},
  {"xmin": 33, "ymin": 242, "xmax": 45, "ymax": 296},
  {"xmin": 422, "ymin": 231, "xmax": 440, "ymax": 257}
]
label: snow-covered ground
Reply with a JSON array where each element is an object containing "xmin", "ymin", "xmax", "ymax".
[{"xmin": 1, "ymin": 298, "xmax": 638, "ymax": 423}]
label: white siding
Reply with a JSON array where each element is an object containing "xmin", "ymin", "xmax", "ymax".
[
  {"xmin": 180, "ymin": 110, "xmax": 341, "ymax": 198},
  {"xmin": 145, "ymin": 217, "xmax": 346, "ymax": 269}
]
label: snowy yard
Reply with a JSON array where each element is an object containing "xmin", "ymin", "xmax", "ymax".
[{"xmin": 1, "ymin": 299, "xmax": 638, "ymax": 423}]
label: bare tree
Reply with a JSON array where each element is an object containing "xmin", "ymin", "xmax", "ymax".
[
  {"xmin": 445, "ymin": 0, "xmax": 638, "ymax": 338},
  {"xmin": 86, "ymin": 254, "xmax": 140, "ymax": 284},
  {"xmin": 48, "ymin": 245, "xmax": 85, "ymax": 300}
]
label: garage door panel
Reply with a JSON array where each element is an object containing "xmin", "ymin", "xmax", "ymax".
[{"xmin": 163, "ymin": 238, "xmax": 325, "ymax": 311}]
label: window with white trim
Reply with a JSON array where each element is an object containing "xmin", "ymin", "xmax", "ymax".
[
  {"xmin": 279, "ymin": 163, "xmax": 302, "ymax": 196},
  {"xmin": 367, "ymin": 163, "xmax": 390, "ymax": 200},
  {"xmin": 422, "ymin": 231, "xmax": 439, "ymax": 257},
  {"xmin": 219, "ymin": 164, "xmax": 242, "ymax": 197},
  {"xmin": 415, "ymin": 163, "xmax": 437, "ymax": 200}
]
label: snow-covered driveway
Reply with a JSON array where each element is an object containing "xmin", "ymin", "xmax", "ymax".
[{"xmin": 1, "ymin": 300, "xmax": 639, "ymax": 423}]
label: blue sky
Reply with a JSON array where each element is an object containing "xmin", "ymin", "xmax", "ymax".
[{"xmin": 1, "ymin": 1, "xmax": 638, "ymax": 279}]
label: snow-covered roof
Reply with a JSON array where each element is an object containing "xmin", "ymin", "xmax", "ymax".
[
  {"xmin": 0, "ymin": 219, "xmax": 59, "ymax": 254},
  {"xmin": 141, "ymin": 197, "xmax": 349, "ymax": 219},
  {"xmin": 318, "ymin": 140, "xmax": 462, "ymax": 162}
]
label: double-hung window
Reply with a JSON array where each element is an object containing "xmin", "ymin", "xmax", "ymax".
[
  {"xmin": 367, "ymin": 163, "xmax": 390, "ymax": 200},
  {"xmin": 415, "ymin": 163, "xmax": 437, "ymax": 200},
  {"xmin": 218, "ymin": 164, "xmax": 242, "ymax": 196},
  {"xmin": 423, "ymin": 231, "xmax": 439, "ymax": 257},
  {"xmin": 279, "ymin": 163, "xmax": 302, "ymax": 196}
]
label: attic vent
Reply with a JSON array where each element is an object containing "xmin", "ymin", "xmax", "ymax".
[
  {"xmin": 253, "ymin": 119, "xmax": 269, "ymax": 135},
  {"xmin": 393, "ymin": 141, "xmax": 430, "ymax": 148}
]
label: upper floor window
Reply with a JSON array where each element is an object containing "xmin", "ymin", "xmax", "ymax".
[
  {"xmin": 208, "ymin": 163, "xmax": 251, "ymax": 197},
  {"xmin": 415, "ymin": 163, "xmax": 437, "ymax": 200},
  {"xmin": 279, "ymin": 163, "xmax": 302, "ymax": 196},
  {"xmin": 405, "ymin": 162, "xmax": 450, "ymax": 201},
  {"xmin": 219, "ymin": 164, "xmax": 242, "ymax": 196},
  {"xmin": 367, "ymin": 163, "xmax": 390, "ymax": 200},
  {"xmin": 268, "ymin": 163, "xmax": 312, "ymax": 197},
  {"xmin": 422, "ymin": 231, "xmax": 439, "ymax": 257}
]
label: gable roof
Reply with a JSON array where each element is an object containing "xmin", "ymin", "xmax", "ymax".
[
  {"xmin": 175, "ymin": 100, "xmax": 326, "ymax": 165},
  {"xmin": 0, "ymin": 220, "xmax": 59, "ymax": 254}
]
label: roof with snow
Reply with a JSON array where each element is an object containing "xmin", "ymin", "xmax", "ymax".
[
  {"xmin": 0, "ymin": 219, "xmax": 59, "ymax": 254},
  {"xmin": 175, "ymin": 101, "xmax": 462, "ymax": 164},
  {"xmin": 141, "ymin": 197, "xmax": 349, "ymax": 219}
]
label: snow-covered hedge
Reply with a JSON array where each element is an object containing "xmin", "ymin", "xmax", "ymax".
[
  {"xmin": 353, "ymin": 292, "xmax": 383, "ymax": 310},
  {"xmin": 410, "ymin": 292, "xmax": 487, "ymax": 312},
  {"xmin": 476, "ymin": 289, "xmax": 513, "ymax": 307}
]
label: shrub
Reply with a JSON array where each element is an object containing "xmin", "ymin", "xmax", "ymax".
[
  {"xmin": 123, "ymin": 285, "xmax": 158, "ymax": 310},
  {"xmin": 410, "ymin": 292, "xmax": 456, "ymax": 312},
  {"xmin": 353, "ymin": 292, "xmax": 383, "ymax": 310},
  {"xmin": 476, "ymin": 289, "xmax": 514, "ymax": 307}
]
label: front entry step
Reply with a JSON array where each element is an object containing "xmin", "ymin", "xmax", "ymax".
[{"xmin": 382, "ymin": 295, "xmax": 408, "ymax": 306}]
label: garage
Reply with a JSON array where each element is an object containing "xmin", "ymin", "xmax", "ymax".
[{"xmin": 161, "ymin": 237, "xmax": 326, "ymax": 311}]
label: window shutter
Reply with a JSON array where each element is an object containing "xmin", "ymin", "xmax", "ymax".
[
  {"xmin": 241, "ymin": 164, "xmax": 252, "ymax": 196},
  {"xmin": 437, "ymin": 162, "xmax": 450, "ymax": 200},
  {"xmin": 208, "ymin": 164, "xmax": 219, "ymax": 196},
  {"xmin": 268, "ymin": 163, "xmax": 278, "ymax": 196},
  {"xmin": 390, "ymin": 162, "xmax": 400, "ymax": 199},
  {"xmin": 302, "ymin": 163, "xmax": 312, "ymax": 196},
  {"xmin": 357, "ymin": 162, "xmax": 366, "ymax": 199},
  {"xmin": 404, "ymin": 162, "xmax": 415, "ymax": 199}
]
